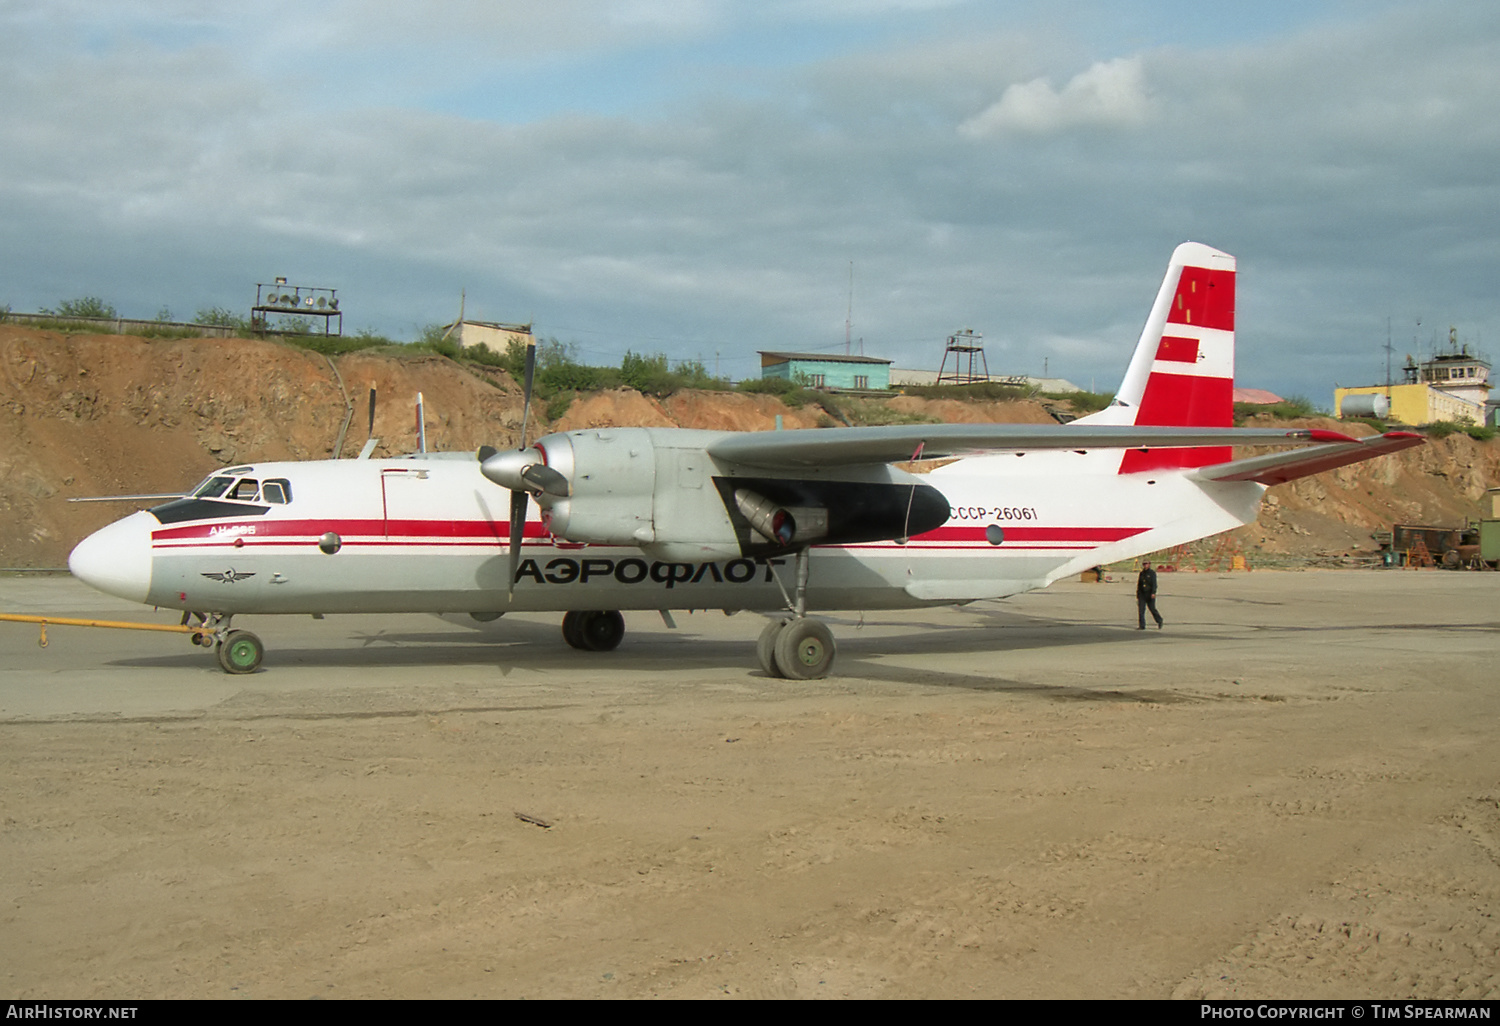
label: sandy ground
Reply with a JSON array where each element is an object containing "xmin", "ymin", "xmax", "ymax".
[{"xmin": 1, "ymin": 570, "xmax": 1497, "ymax": 1000}]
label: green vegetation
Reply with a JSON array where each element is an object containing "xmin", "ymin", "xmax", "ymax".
[
  {"xmin": 621, "ymin": 350, "xmax": 729, "ymax": 396},
  {"xmin": 1232, "ymin": 395, "xmax": 1320, "ymax": 424},
  {"xmin": 1418, "ymin": 421, "xmax": 1496, "ymax": 442},
  {"xmin": 1044, "ymin": 389, "xmax": 1113, "ymax": 415},
  {"xmin": 820, "ymin": 394, "xmax": 939, "ymax": 426},
  {"xmin": 902, "ymin": 381, "xmax": 1033, "ymax": 402},
  {"xmin": 43, "ymin": 296, "xmax": 118, "ymax": 319},
  {"xmin": 194, "ymin": 306, "xmax": 250, "ymax": 330},
  {"xmin": 735, "ymin": 375, "xmax": 824, "ymax": 408}
]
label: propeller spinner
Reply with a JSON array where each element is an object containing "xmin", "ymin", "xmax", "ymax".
[{"xmin": 479, "ymin": 336, "xmax": 571, "ymax": 599}]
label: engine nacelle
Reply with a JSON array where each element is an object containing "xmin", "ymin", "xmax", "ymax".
[
  {"xmin": 532, "ymin": 428, "xmax": 661, "ymax": 547},
  {"xmin": 529, "ymin": 426, "xmax": 950, "ymax": 561}
]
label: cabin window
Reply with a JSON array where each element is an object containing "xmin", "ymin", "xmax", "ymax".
[
  {"xmin": 262, "ymin": 479, "xmax": 292, "ymax": 504},
  {"xmin": 854, "ymin": 375, "xmax": 869, "ymax": 389}
]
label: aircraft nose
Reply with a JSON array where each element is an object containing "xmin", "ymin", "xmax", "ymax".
[{"xmin": 68, "ymin": 510, "xmax": 155, "ymax": 604}]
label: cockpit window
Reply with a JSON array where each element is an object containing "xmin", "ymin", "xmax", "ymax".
[
  {"xmin": 228, "ymin": 479, "xmax": 260, "ymax": 501},
  {"xmin": 192, "ymin": 476, "xmax": 234, "ymax": 499},
  {"xmin": 181, "ymin": 473, "xmax": 287, "ymax": 506}
]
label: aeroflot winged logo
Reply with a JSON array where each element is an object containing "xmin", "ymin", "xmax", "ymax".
[{"xmin": 202, "ymin": 568, "xmax": 256, "ymax": 584}]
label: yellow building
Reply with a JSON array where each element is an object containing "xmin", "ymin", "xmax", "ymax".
[
  {"xmin": 1336, "ymin": 338, "xmax": 1492, "ymax": 425},
  {"xmin": 1335, "ymin": 382, "xmax": 1482, "ymax": 424}
]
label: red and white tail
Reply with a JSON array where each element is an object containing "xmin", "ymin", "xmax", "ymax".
[{"xmin": 1074, "ymin": 242, "xmax": 1237, "ymax": 473}]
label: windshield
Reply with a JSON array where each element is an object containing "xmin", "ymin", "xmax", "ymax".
[{"xmin": 191, "ymin": 476, "xmax": 234, "ymax": 499}]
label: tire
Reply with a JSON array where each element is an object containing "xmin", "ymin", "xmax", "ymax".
[
  {"xmin": 216, "ymin": 630, "xmax": 264, "ymax": 674},
  {"xmin": 562, "ymin": 610, "xmax": 624, "ymax": 652},
  {"xmin": 757, "ymin": 618, "xmax": 789, "ymax": 677},
  {"xmin": 561, "ymin": 611, "xmax": 587, "ymax": 650},
  {"xmin": 579, "ymin": 610, "xmax": 625, "ymax": 651},
  {"xmin": 772, "ymin": 618, "xmax": 836, "ymax": 680}
]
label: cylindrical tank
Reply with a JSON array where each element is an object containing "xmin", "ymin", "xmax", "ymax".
[{"xmin": 1340, "ymin": 393, "xmax": 1390, "ymax": 419}]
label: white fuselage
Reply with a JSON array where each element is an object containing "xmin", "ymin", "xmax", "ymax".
[{"xmin": 69, "ymin": 451, "xmax": 1264, "ymax": 616}]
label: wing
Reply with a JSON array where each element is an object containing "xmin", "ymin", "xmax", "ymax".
[
  {"xmin": 1189, "ymin": 431, "xmax": 1425, "ymax": 486},
  {"xmin": 704, "ymin": 422, "xmax": 1355, "ymax": 470}
]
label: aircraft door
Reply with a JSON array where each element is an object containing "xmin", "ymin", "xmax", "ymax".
[{"xmin": 380, "ymin": 468, "xmax": 432, "ymax": 540}]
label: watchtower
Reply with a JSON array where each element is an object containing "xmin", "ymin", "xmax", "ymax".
[{"xmin": 936, "ymin": 329, "xmax": 990, "ymax": 385}]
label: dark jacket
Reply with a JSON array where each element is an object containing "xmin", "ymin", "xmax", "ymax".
[{"xmin": 1137, "ymin": 566, "xmax": 1158, "ymax": 597}]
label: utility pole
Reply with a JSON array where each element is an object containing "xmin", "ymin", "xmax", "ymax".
[{"xmin": 845, "ymin": 262, "xmax": 853, "ymax": 357}]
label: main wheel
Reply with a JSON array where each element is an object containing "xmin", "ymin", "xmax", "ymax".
[
  {"xmin": 561, "ymin": 610, "xmax": 625, "ymax": 652},
  {"xmin": 757, "ymin": 618, "xmax": 789, "ymax": 677},
  {"xmin": 772, "ymin": 618, "xmax": 836, "ymax": 680},
  {"xmin": 579, "ymin": 610, "xmax": 624, "ymax": 651},
  {"xmin": 561, "ymin": 611, "xmax": 588, "ymax": 650},
  {"xmin": 216, "ymin": 630, "xmax": 264, "ymax": 674}
]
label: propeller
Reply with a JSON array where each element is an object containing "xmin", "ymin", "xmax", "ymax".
[{"xmin": 479, "ymin": 335, "xmax": 571, "ymax": 599}]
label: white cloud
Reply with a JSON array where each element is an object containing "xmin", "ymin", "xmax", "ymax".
[
  {"xmin": 2, "ymin": 2, "xmax": 1499, "ymax": 401},
  {"xmin": 958, "ymin": 56, "xmax": 1151, "ymax": 138}
]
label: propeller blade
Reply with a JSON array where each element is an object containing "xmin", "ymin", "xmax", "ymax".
[
  {"xmin": 507, "ymin": 488, "xmax": 528, "ymax": 600},
  {"xmin": 518, "ymin": 335, "xmax": 537, "ymax": 450},
  {"xmin": 520, "ymin": 463, "xmax": 570, "ymax": 497}
]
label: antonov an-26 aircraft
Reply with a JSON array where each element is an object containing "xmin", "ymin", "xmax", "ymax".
[{"xmin": 68, "ymin": 243, "xmax": 1421, "ymax": 677}]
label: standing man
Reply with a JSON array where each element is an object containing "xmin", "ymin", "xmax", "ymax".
[{"xmin": 1137, "ymin": 560, "xmax": 1164, "ymax": 630}]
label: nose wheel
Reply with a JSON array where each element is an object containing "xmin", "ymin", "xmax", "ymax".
[
  {"xmin": 184, "ymin": 613, "xmax": 264, "ymax": 673},
  {"xmin": 215, "ymin": 629, "xmax": 265, "ymax": 674}
]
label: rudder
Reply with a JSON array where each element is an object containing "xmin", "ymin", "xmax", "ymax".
[{"xmin": 1077, "ymin": 242, "xmax": 1237, "ymax": 473}]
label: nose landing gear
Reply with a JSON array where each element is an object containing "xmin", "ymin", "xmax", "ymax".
[
  {"xmin": 216, "ymin": 630, "xmax": 265, "ymax": 674},
  {"xmin": 184, "ymin": 612, "xmax": 264, "ymax": 674}
]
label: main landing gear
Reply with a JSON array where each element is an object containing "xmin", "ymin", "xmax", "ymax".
[
  {"xmin": 756, "ymin": 547, "xmax": 837, "ymax": 680},
  {"xmin": 184, "ymin": 612, "xmax": 264, "ymax": 675},
  {"xmin": 561, "ymin": 609, "xmax": 625, "ymax": 652},
  {"xmin": 757, "ymin": 616, "xmax": 836, "ymax": 680}
]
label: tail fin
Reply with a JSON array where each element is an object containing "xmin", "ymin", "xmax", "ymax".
[{"xmin": 1075, "ymin": 242, "xmax": 1237, "ymax": 473}]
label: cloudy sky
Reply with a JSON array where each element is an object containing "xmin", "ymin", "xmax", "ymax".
[{"xmin": 2, "ymin": 1, "xmax": 1496, "ymax": 404}]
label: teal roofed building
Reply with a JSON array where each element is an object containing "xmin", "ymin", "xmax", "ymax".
[{"xmin": 758, "ymin": 351, "xmax": 892, "ymax": 391}]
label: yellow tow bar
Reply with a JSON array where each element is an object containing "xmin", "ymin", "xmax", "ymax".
[{"xmin": 0, "ymin": 613, "xmax": 213, "ymax": 648}]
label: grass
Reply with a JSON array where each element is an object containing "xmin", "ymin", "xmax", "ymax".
[{"xmin": 902, "ymin": 381, "xmax": 1033, "ymax": 402}]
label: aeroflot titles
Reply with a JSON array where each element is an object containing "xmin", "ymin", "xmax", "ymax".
[{"xmin": 515, "ymin": 556, "xmax": 785, "ymax": 589}]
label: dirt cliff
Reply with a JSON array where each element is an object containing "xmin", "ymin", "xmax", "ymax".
[{"xmin": 2, "ymin": 325, "xmax": 1494, "ymax": 568}]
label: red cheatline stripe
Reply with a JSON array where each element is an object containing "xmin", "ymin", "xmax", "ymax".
[
  {"xmin": 151, "ymin": 520, "xmax": 1147, "ymax": 549},
  {"xmin": 912, "ymin": 525, "xmax": 1146, "ymax": 543},
  {"xmin": 152, "ymin": 518, "xmax": 545, "ymax": 542}
]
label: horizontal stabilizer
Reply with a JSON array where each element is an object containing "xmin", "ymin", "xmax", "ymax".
[
  {"xmin": 1189, "ymin": 431, "xmax": 1424, "ymax": 486},
  {"xmin": 706, "ymin": 423, "xmax": 1351, "ymax": 470}
]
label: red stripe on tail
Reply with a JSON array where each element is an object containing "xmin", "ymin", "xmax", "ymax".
[
  {"xmin": 1167, "ymin": 266, "xmax": 1235, "ymax": 330},
  {"xmin": 1120, "ymin": 262, "xmax": 1235, "ymax": 474}
]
